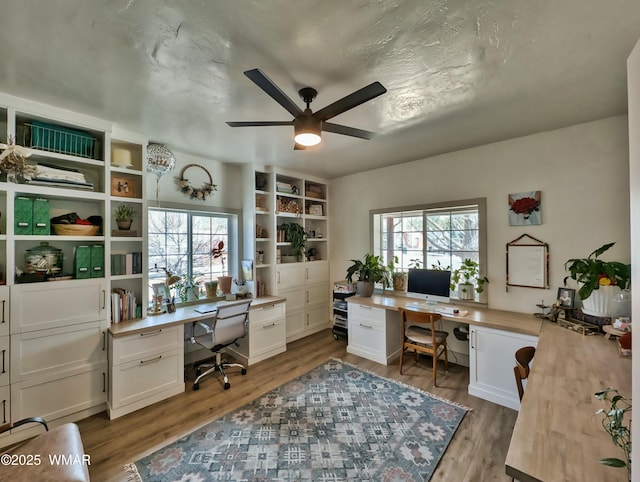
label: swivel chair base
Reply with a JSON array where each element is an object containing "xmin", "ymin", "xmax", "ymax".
[{"xmin": 193, "ymin": 351, "xmax": 247, "ymax": 390}]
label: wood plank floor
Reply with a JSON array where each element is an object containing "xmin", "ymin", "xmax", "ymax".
[{"xmin": 78, "ymin": 329, "xmax": 517, "ymax": 481}]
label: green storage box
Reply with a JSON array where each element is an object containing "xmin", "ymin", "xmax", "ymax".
[
  {"xmin": 90, "ymin": 245, "xmax": 104, "ymax": 278},
  {"xmin": 14, "ymin": 197, "xmax": 33, "ymax": 235},
  {"xmin": 32, "ymin": 198, "xmax": 50, "ymax": 235},
  {"xmin": 74, "ymin": 245, "xmax": 91, "ymax": 279}
]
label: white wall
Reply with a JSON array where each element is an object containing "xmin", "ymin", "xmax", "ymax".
[
  {"xmin": 145, "ymin": 149, "xmax": 243, "ymax": 210},
  {"xmin": 626, "ymin": 37, "xmax": 639, "ymax": 482},
  {"xmin": 329, "ymin": 115, "xmax": 630, "ymax": 314}
]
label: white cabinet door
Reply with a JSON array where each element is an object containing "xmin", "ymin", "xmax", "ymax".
[
  {"xmin": 305, "ymin": 303, "xmax": 329, "ymax": 332},
  {"xmin": 11, "ymin": 321, "xmax": 106, "ymax": 382},
  {"xmin": 305, "ymin": 261, "xmax": 329, "ymax": 283},
  {"xmin": 0, "ymin": 286, "xmax": 9, "ymax": 337},
  {"xmin": 0, "ymin": 336, "xmax": 8, "ymax": 388},
  {"xmin": 12, "ymin": 363, "xmax": 107, "ymax": 423},
  {"xmin": 0, "ymin": 385, "xmax": 9, "ymax": 427},
  {"xmin": 276, "ymin": 264, "xmax": 304, "ymax": 291},
  {"xmin": 469, "ymin": 325, "xmax": 538, "ymax": 410},
  {"xmin": 11, "ymin": 279, "xmax": 107, "ymax": 333},
  {"xmin": 306, "ymin": 283, "xmax": 329, "ymax": 305}
]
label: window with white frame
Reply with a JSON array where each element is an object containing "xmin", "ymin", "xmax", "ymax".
[
  {"xmin": 372, "ymin": 199, "xmax": 486, "ymax": 301},
  {"xmin": 148, "ymin": 207, "xmax": 236, "ymax": 300}
]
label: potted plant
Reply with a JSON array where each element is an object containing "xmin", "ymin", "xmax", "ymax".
[
  {"xmin": 174, "ymin": 274, "xmax": 202, "ymax": 303},
  {"xmin": 594, "ymin": 388, "xmax": 631, "ymax": 481},
  {"xmin": 564, "ymin": 242, "xmax": 631, "ymax": 317},
  {"xmin": 113, "ymin": 203, "xmax": 136, "ymax": 230},
  {"xmin": 388, "ymin": 256, "xmax": 408, "ymax": 292},
  {"xmin": 211, "ymin": 240, "xmax": 232, "ymax": 294},
  {"xmin": 346, "ymin": 253, "xmax": 391, "ymax": 297},
  {"xmin": 280, "ymin": 222, "xmax": 307, "ymax": 261},
  {"xmin": 450, "ymin": 258, "xmax": 488, "ymax": 300}
]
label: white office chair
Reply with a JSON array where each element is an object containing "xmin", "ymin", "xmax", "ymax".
[{"xmin": 191, "ymin": 300, "xmax": 252, "ymax": 390}]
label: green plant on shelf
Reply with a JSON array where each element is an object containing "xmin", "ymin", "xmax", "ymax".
[{"xmin": 113, "ymin": 203, "xmax": 136, "ymax": 221}]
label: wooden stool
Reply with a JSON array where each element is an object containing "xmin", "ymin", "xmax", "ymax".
[{"xmin": 603, "ymin": 324, "xmax": 626, "ymax": 340}]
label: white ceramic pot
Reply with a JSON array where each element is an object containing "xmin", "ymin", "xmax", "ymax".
[
  {"xmin": 581, "ymin": 285, "xmax": 623, "ymax": 317},
  {"xmin": 457, "ymin": 283, "xmax": 474, "ymax": 300}
]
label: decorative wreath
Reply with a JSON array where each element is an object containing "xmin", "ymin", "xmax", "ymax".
[{"xmin": 178, "ymin": 163, "xmax": 217, "ymax": 201}]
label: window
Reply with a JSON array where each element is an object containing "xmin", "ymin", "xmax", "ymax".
[
  {"xmin": 372, "ymin": 198, "xmax": 486, "ymax": 301},
  {"xmin": 148, "ymin": 207, "xmax": 237, "ymax": 298}
]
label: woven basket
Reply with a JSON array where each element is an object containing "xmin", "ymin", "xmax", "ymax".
[{"xmin": 52, "ymin": 224, "xmax": 99, "ymax": 236}]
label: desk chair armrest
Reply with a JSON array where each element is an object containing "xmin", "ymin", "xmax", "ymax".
[{"xmin": 0, "ymin": 416, "xmax": 49, "ymax": 435}]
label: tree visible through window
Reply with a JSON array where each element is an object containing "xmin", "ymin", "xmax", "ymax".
[
  {"xmin": 148, "ymin": 208, "xmax": 232, "ymax": 297},
  {"xmin": 372, "ymin": 199, "xmax": 486, "ymax": 301}
]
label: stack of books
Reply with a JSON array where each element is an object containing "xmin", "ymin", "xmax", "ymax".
[
  {"xmin": 276, "ymin": 181, "xmax": 295, "ymax": 194},
  {"xmin": 111, "ymin": 288, "xmax": 137, "ymax": 323},
  {"xmin": 111, "ymin": 252, "xmax": 143, "ymax": 275}
]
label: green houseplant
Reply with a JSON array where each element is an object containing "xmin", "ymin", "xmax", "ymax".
[
  {"xmin": 114, "ymin": 203, "xmax": 136, "ymax": 230},
  {"xmin": 450, "ymin": 258, "xmax": 488, "ymax": 300},
  {"xmin": 594, "ymin": 388, "xmax": 631, "ymax": 480},
  {"xmin": 564, "ymin": 242, "xmax": 630, "ymax": 316},
  {"xmin": 346, "ymin": 253, "xmax": 391, "ymax": 297},
  {"xmin": 387, "ymin": 256, "xmax": 408, "ymax": 292},
  {"xmin": 280, "ymin": 223, "xmax": 307, "ymax": 261}
]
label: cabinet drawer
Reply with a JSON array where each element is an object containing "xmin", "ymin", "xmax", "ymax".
[
  {"xmin": 349, "ymin": 319, "xmax": 385, "ymax": 352},
  {"xmin": 276, "ymin": 264, "xmax": 304, "ymax": 290},
  {"xmin": 349, "ymin": 304, "xmax": 386, "ymax": 325},
  {"xmin": 249, "ymin": 302, "xmax": 284, "ymax": 323},
  {"xmin": 111, "ymin": 325, "xmax": 182, "ymax": 365},
  {"xmin": 0, "ymin": 286, "xmax": 9, "ymax": 337},
  {"xmin": 278, "ymin": 287, "xmax": 304, "ymax": 312},
  {"xmin": 305, "ymin": 261, "xmax": 329, "ymax": 283},
  {"xmin": 306, "ymin": 303, "xmax": 329, "ymax": 331},
  {"xmin": 11, "ymin": 321, "xmax": 106, "ymax": 382},
  {"xmin": 0, "ymin": 385, "xmax": 9, "ymax": 427},
  {"xmin": 306, "ymin": 283, "xmax": 329, "ymax": 306},
  {"xmin": 250, "ymin": 319, "xmax": 285, "ymax": 356},
  {"xmin": 12, "ymin": 364, "xmax": 107, "ymax": 424},
  {"xmin": 111, "ymin": 348, "xmax": 182, "ymax": 409},
  {"xmin": 0, "ymin": 336, "xmax": 8, "ymax": 388},
  {"xmin": 11, "ymin": 279, "xmax": 107, "ymax": 333}
]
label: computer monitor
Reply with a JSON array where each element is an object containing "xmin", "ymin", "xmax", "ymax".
[{"xmin": 406, "ymin": 269, "xmax": 451, "ymax": 304}]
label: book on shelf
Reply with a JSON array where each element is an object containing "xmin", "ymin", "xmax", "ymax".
[
  {"xmin": 111, "ymin": 229, "xmax": 138, "ymax": 237},
  {"xmin": 111, "ymin": 288, "xmax": 137, "ymax": 323}
]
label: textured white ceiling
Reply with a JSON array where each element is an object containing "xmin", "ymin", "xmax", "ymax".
[{"xmin": 0, "ymin": 0, "xmax": 638, "ymax": 178}]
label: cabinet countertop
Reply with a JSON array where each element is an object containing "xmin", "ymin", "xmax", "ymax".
[
  {"xmin": 109, "ymin": 296, "xmax": 286, "ymax": 338},
  {"xmin": 346, "ymin": 294, "xmax": 542, "ymax": 337},
  {"xmin": 505, "ymin": 321, "xmax": 632, "ymax": 482}
]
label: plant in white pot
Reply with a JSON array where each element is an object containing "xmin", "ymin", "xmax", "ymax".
[
  {"xmin": 564, "ymin": 242, "xmax": 631, "ymax": 317},
  {"xmin": 114, "ymin": 203, "xmax": 136, "ymax": 231},
  {"xmin": 346, "ymin": 254, "xmax": 391, "ymax": 297},
  {"xmin": 450, "ymin": 258, "xmax": 488, "ymax": 300}
]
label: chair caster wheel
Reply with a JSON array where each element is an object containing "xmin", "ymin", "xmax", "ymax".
[
  {"xmin": 241, "ymin": 368, "xmax": 247, "ymax": 375},
  {"xmin": 193, "ymin": 383, "xmax": 199, "ymax": 391},
  {"xmin": 224, "ymin": 382, "xmax": 231, "ymax": 390}
]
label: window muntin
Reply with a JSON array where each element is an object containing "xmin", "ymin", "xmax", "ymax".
[{"xmin": 372, "ymin": 199, "xmax": 486, "ymax": 301}]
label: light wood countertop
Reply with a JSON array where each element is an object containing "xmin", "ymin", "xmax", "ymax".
[
  {"xmin": 109, "ymin": 296, "xmax": 286, "ymax": 337},
  {"xmin": 505, "ymin": 322, "xmax": 632, "ymax": 482},
  {"xmin": 346, "ymin": 294, "xmax": 543, "ymax": 336}
]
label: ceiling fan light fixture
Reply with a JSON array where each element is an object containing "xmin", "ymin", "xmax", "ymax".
[{"xmin": 294, "ymin": 116, "xmax": 322, "ymax": 147}]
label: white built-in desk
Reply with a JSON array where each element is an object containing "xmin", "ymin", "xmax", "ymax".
[{"xmin": 107, "ymin": 296, "xmax": 286, "ymax": 419}]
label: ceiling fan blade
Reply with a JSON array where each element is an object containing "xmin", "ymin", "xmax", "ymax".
[
  {"xmin": 322, "ymin": 122, "xmax": 377, "ymax": 140},
  {"xmin": 244, "ymin": 69, "xmax": 303, "ymax": 118},
  {"xmin": 313, "ymin": 81, "xmax": 387, "ymax": 121},
  {"xmin": 226, "ymin": 121, "xmax": 294, "ymax": 127}
]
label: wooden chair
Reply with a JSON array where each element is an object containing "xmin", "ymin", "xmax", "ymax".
[
  {"xmin": 398, "ymin": 308, "xmax": 449, "ymax": 386},
  {"xmin": 514, "ymin": 346, "xmax": 536, "ymax": 401}
]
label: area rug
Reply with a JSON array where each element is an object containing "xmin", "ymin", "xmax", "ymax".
[{"xmin": 126, "ymin": 359, "xmax": 469, "ymax": 481}]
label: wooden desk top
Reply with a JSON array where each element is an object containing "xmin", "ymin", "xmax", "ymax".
[
  {"xmin": 346, "ymin": 294, "xmax": 543, "ymax": 337},
  {"xmin": 109, "ymin": 296, "xmax": 286, "ymax": 338},
  {"xmin": 505, "ymin": 322, "xmax": 632, "ymax": 482}
]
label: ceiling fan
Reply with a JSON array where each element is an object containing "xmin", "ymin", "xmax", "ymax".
[{"xmin": 226, "ymin": 68, "xmax": 387, "ymax": 149}]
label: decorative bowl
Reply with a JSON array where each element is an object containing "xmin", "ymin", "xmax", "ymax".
[{"xmin": 52, "ymin": 224, "xmax": 99, "ymax": 236}]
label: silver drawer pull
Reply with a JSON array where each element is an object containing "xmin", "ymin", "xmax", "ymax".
[
  {"xmin": 358, "ymin": 305, "xmax": 372, "ymax": 309},
  {"xmin": 263, "ymin": 322, "xmax": 276, "ymax": 329},
  {"xmin": 359, "ymin": 323, "xmax": 373, "ymax": 329},
  {"xmin": 140, "ymin": 329, "xmax": 162, "ymax": 337},
  {"xmin": 140, "ymin": 355, "xmax": 162, "ymax": 364},
  {"xmin": 261, "ymin": 304, "xmax": 275, "ymax": 310}
]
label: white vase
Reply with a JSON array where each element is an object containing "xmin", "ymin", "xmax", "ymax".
[
  {"xmin": 457, "ymin": 283, "xmax": 474, "ymax": 300},
  {"xmin": 581, "ymin": 285, "xmax": 623, "ymax": 317}
]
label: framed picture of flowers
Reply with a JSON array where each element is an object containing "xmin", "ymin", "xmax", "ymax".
[{"xmin": 508, "ymin": 191, "xmax": 541, "ymax": 226}]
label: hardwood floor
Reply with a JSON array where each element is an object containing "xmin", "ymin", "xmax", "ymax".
[{"xmin": 78, "ymin": 329, "xmax": 517, "ymax": 481}]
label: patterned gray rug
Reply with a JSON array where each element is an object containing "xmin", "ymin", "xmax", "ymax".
[{"xmin": 126, "ymin": 359, "xmax": 469, "ymax": 481}]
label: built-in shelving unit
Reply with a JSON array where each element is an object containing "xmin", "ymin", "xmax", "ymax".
[{"xmin": 242, "ymin": 165, "xmax": 330, "ymax": 343}]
